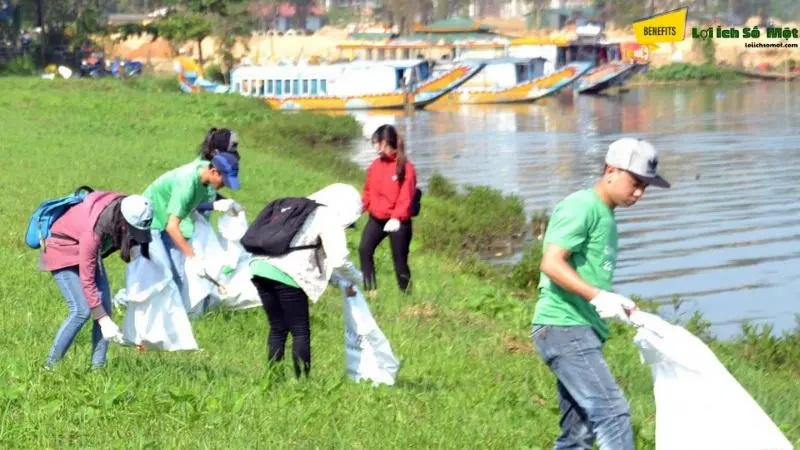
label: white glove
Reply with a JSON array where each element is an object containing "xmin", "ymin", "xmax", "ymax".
[
  {"xmin": 98, "ymin": 316, "xmax": 123, "ymax": 343},
  {"xmin": 590, "ymin": 290, "xmax": 637, "ymax": 323},
  {"xmin": 383, "ymin": 218, "xmax": 401, "ymax": 233},
  {"xmin": 214, "ymin": 199, "xmax": 242, "ymax": 214}
]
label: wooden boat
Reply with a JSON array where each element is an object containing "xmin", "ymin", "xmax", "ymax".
[
  {"xmin": 573, "ymin": 61, "xmax": 641, "ymax": 94},
  {"xmin": 229, "ymin": 59, "xmax": 483, "ymax": 111},
  {"xmin": 473, "ymin": 37, "xmax": 641, "ymax": 95},
  {"xmin": 433, "ymin": 57, "xmax": 592, "ymax": 105},
  {"xmin": 335, "ymin": 32, "xmax": 642, "ymax": 98}
]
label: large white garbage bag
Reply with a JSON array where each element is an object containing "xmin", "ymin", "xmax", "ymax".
[
  {"xmin": 217, "ymin": 211, "xmax": 260, "ymax": 310},
  {"xmin": 116, "ymin": 254, "xmax": 199, "ymax": 351},
  {"xmin": 343, "ymin": 286, "xmax": 401, "ymax": 386},
  {"xmin": 186, "ymin": 212, "xmax": 260, "ymax": 311},
  {"xmin": 630, "ymin": 310, "xmax": 793, "ymax": 450},
  {"xmin": 113, "ymin": 248, "xmax": 171, "ymax": 306},
  {"xmin": 185, "ymin": 213, "xmax": 232, "ymax": 310},
  {"xmin": 218, "ymin": 211, "xmax": 249, "ymax": 241}
]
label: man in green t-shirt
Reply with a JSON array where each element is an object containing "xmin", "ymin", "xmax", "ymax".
[
  {"xmin": 143, "ymin": 152, "xmax": 241, "ymax": 307},
  {"xmin": 532, "ymin": 138, "xmax": 670, "ymax": 450},
  {"xmin": 179, "ymin": 127, "xmax": 242, "ymax": 238}
]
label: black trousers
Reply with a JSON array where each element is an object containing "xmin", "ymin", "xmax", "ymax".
[
  {"xmin": 252, "ymin": 276, "xmax": 311, "ymax": 378},
  {"xmin": 358, "ymin": 215, "xmax": 413, "ymax": 293}
]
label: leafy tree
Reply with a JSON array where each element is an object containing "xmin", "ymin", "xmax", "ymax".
[
  {"xmin": 208, "ymin": 1, "xmax": 250, "ymax": 82},
  {"xmin": 158, "ymin": 11, "xmax": 214, "ymax": 61},
  {"xmin": 116, "ymin": 0, "xmax": 252, "ymax": 68}
]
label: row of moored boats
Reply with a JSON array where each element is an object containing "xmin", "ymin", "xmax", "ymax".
[{"xmin": 174, "ymin": 39, "xmax": 648, "ymax": 111}]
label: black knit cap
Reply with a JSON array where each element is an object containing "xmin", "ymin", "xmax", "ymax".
[{"xmin": 211, "ymin": 129, "xmax": 239, "ymax": 156}]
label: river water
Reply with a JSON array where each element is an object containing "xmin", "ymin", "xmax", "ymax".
[{"xmin": 346, "ymin": 83, "xmax": 800, "ymax": 339}]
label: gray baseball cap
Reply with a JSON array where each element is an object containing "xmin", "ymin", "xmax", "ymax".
[
  {"xmin": 121, "ymin": 195, "xmax": 154, "ymax": 244},
  {"xmin": 605, "ymin": 138, "xmax": 670, "ymax": 188}
]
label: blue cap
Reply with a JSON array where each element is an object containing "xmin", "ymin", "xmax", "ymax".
[{"xmin": 211, "ymin": 152, "xmax": 240, "ymax": 190}]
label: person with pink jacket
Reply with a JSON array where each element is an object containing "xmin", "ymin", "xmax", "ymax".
[{"xmin": 40, "ymin": 191, "xmax": 153, "ymax": 370}]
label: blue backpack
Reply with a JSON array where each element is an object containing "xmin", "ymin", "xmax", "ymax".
[{"xmin": 25, "ymin": 186, "xmax": 95, "ymax": 250}]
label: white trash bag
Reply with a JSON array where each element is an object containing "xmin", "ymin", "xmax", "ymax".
[
  {"xmin": 343, "ymin": 286, "xmax": 400, "ymax": 386},
  {"xmin": 630, "ymin": 310, "xmax": 793, "ymax": 450},
  {"xmin": 187, "ymin": 212, "xmax": 261, "ymax": 311},
  {"xmin": 116, "ymin": 253, "xmax": 199, "ymax": 352},
  {"xmin": 214, "ymin": 252, "xmax": 261, "ymax": 311},
  {"xmin": 218, "ymin": 211, "xmax": 249, "ymax": 241},
  {"xmin": 113, "ymin": 248, "xmax": 170, "ymax": 307},
  {"xmin": 217, "ymin": 211, "xmax": 260, "ymax": 310},
  {"xmin": 185, "ymin": 213, "xmax": 232, "ymax": 310}
]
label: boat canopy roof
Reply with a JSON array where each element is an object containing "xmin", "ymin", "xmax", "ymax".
[
  {"xmin": 231, "ymin": 58, "xmax": 428, "ymax": 79},
  {"xmin": 230, "ymin": 58, "xmax": 436, "ymax": 97},
  {"xmin": 458, "ymin": 56, "xmax": 547, "ymax": 65}
]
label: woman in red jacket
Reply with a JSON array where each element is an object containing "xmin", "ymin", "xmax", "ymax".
[{"xmin": 359, "ymin": 124, "xmax": 417, "ymax": 297}]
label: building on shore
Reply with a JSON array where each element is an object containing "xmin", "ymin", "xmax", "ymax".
[
  {"xmin": 248, "ymin": 1, "xmax": 328, "ymax": 34},
  {"xmin": 341, "ymin": 17, "xmax": 510, "ymax": 61}
]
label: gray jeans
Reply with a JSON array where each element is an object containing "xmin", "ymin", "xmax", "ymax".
[{"xmin": 532, "ymin": 325, "xmax": 634, "ymax": 450}]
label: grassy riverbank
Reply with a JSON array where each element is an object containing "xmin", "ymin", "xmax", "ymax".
[
  {"xmin": 0, "ymin": 77, "xmax": 797, "ymax": 448},
  {"xmin": 629, "ymin": 62, "xmax": 747, "ymax": 85}
]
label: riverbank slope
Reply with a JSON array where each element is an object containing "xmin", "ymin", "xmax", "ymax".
[{"xmin": 0, "ymin": 77, "xmax": 796, "ymax": 448}]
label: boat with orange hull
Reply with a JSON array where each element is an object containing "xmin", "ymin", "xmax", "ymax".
[
  {"xmin": 456, "ymin": 37, "xmax": 643, "ymax": 95},
  {"xmin": 433, "ymin": 58, "xmax": 592, "ymax": 105},
  {"xmin": 229, "ymin": 59, "xmax": 483, "ymax": 111},
  {"xmin": 573, "ymin": 61, "xmax": 641, "ymax": 94}
]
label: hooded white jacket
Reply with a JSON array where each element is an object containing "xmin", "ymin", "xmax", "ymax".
[{"xmin": 251, "ymin": 183, "xmax": 364, "ymax": 302}]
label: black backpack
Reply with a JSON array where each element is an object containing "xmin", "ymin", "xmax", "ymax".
[{"xmin": 241, "ymin": 197, "xmax": 323, "ymax": 257}]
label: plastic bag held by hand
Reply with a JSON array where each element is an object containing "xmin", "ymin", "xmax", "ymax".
[
  {"xmin": 213, "ymin": 199, "xmax": 238, "ymax": 213},
  {"xmin": 185, "ymin": 214, "xmax": 230, "ymax": 308},
  {"xmin": 343, "ymin": 286, "xmax": 400, "ymax": 386},
  {"xmin": 118, "ymin": 239, "xmax": 199, "ymax": 352},
  {"xmin": 218, "ymin": 210, "xmax": 249, "ymax": 241},
  {"xmin": 215, "ymin": 212, "xmax": 261, "ymax": 310},
  {"xmin": 630, "ymin": 310, "xmax": 793, "ymax": 450},
  {"xmin": 113, "ymin": 254, "xmax": 172, "ymax": 306}
]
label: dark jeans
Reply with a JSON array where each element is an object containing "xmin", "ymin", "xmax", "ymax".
[
  {"xmin": 358, "ymin": 215, "xmax": 413, "ymax": 293},
  {"xmin": 532, "ymin": 325, "xmax": 634, "ymax": 450},
  {"xmin": 253, "ymin": 276, "xmax": 311, "ymax": 378}
]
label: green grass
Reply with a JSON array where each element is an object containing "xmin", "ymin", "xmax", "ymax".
[
  {"xmin": 634, "ymin": 63, "xmax": 744, "ymax": 83},
  {"xmin": 0, "ymin": 77, "xmax": 797, "ymax": 449}
]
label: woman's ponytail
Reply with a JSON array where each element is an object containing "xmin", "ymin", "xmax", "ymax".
[
  {"xmin": 395, "ymin": 135, "xmax": 407, "ymax": 181},
  {"xmin": 199, "ymin": 127, "xmax": 219, "ymax": 160}
]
